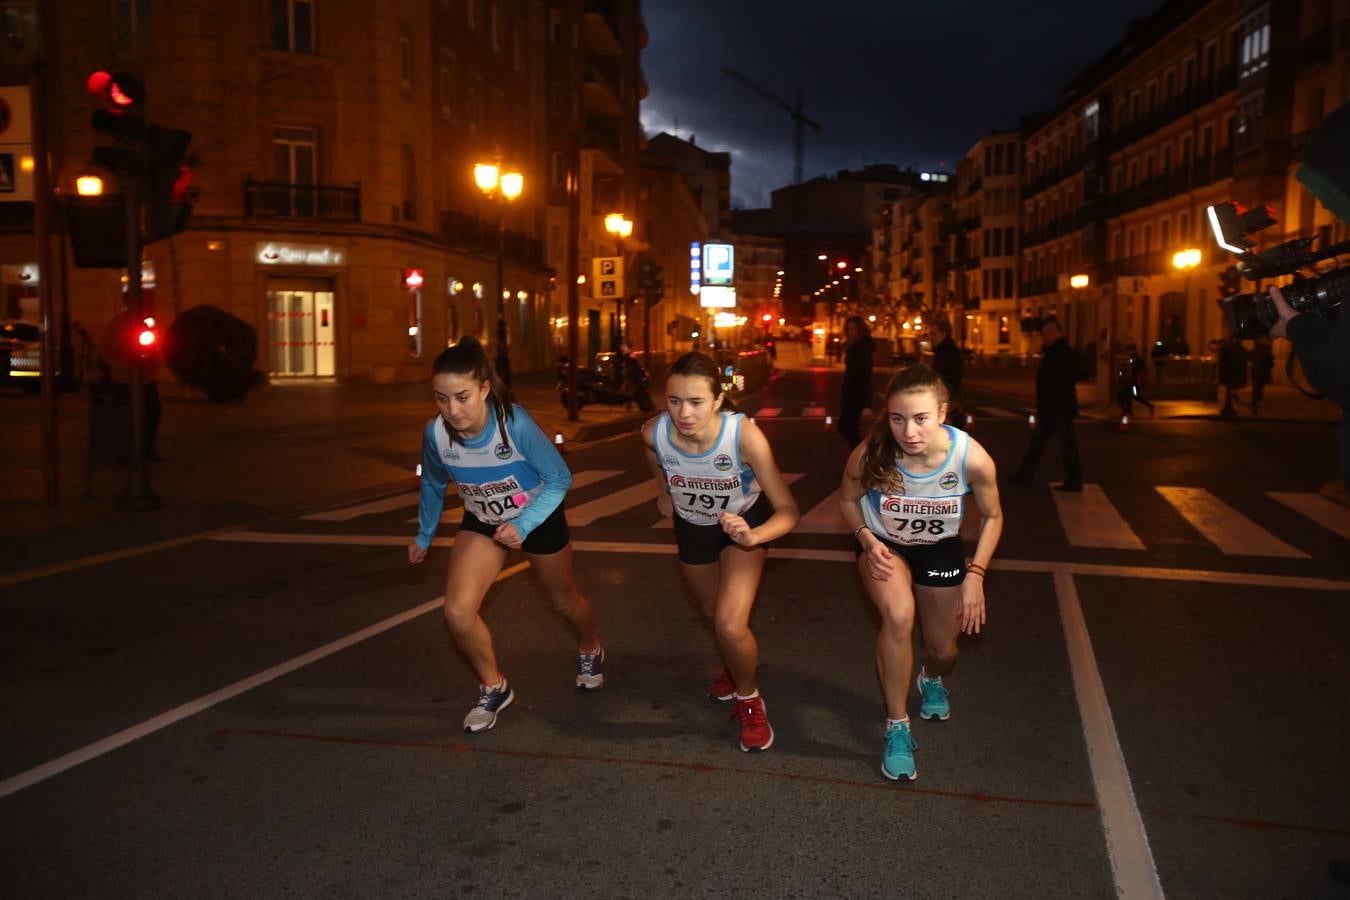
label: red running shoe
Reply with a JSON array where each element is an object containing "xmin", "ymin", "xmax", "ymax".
[
  {"xmin": 708, "ymin": 668, "xmax": 736, "ymax": 702},
  {"xmin": 733, "ymin": 695, "xmax": 775, "ymax": 752}
]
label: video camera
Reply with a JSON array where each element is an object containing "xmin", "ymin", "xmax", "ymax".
[{"xmin": 1208, "ymin": 201, "xmax": 1350, "ymax": 340}]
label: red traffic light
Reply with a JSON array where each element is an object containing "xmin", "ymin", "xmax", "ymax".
[
  {"xmin": 136, "ymin": 318, "xmax": 157, "ymax": 350},
  {"xmin": 87, "ymin": 70, "xmax": 144, "ymax": 108},
  {"xmin": 403, "ymin": 268, "xmax": 425, "ymax": 289}
]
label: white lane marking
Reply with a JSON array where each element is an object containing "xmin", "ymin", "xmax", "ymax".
[
  {"xmin": 651, "ymin": 474, "xmax": 805, "ymax": 528},
  {"xmin": 976, "ymin": 406, "xmax": 1021, "ymax": 419},
  {"xmin": 303, "ymin": 491, "xmax": 419, "ymax": 521},
  {"xmin": 1054, "ymin": 570, "xmax": 1164, "ymax": 900},
  {"xmin": 1052, "ymin": 485, "xmax": 1146, "ymax": 550},
  {"xmin": 566, "ymin": 481, "xmax": 660, "ymax": 526},
  {"xmin": 801, "ymin": 406, "xmax": 827, "ymax": 417},
  {"xmin": 205, "ymin": 533, "xmax": 1350, "ymax": 591},
  {"xmin": 1156, "ymin": 487, "xmax": 1307, "ymax": 558},
  {"xmin": 796, "ymin": 487, "xmax": 849, "ymax": 534},
  {"xmin": 755, "ymin": 407, "xmax": 782, "ymax": 417},
  {"xmin": 0, "ymin": 561, "xmax": 532, "ymax": 800},
  {"xmin": 1268, "ymin": 491, "xmax": 1350, "ymax": 542}
]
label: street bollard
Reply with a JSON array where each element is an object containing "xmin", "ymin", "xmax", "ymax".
[
  {"xmin": 1027, "ymin": 413, "xmax": 1036, "ymax": 430},
  {"xmin": 824, "ymin": 414, "xmax": 835, "ymax": 432},
  {"xmin": 554, "ymin": 432, "xmax": 566, "ymax": 453}
]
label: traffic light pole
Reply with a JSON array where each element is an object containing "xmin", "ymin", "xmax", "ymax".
[
  {"xmin": 566, "ymin": 136, "xmax": 581, "ymax": 422},
  {"xmin": 116, "ymin": 179, "xmax": 160, "ymax": 512}
]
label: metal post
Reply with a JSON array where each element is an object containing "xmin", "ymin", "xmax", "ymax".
[
  {"xmin": 32, "ymin": 59, "xmax": 58, "ymax": 505},
  {"xmin": 116, "ymin": 180, "xmax": 160, "ymax": 512},
  {"xmin": 566, "ymin": 137, "xmax": 581, "ymax": 421},
  {"xmin": 495, "ymin": 207, "xmax": 511, "ymax": 386}
]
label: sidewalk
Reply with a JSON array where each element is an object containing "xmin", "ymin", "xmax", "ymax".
[
  {"xmin": 961, "ymin": 364, "xmax": 1343, "ymax": 424},
  {"xmin": 0, "ymin": 370, "xmax": 647, "ymax": 575}
]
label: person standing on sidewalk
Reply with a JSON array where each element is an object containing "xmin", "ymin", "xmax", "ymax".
[
  {"xmin": 642, "ymin": 352, "xmax": 800, "ymax": 752},
  {"xmin": 837, "ymin": 364, "xmax": 1003, "ymax": 781},
  {"xmin": 1010, "ymin": 319, "xmax": 1083, "ymax": 491},
  {"xmin": 1218, "ymin": 336, "xmax": 1248, "ymax": 417},
  {"xmin": 1249, "ymin": 336, "xmax": 1274, "ymax": 415},
  {"xmin": 409, "ymin": 336, "xmax": 605, "ymax": 734},
  {"xmin": 931, "ymin": 319, "xmax": 966, "ymax": 430},
  {"xmin": 839, "ymin": 316, "xmax": 875, "ymax": 447}
]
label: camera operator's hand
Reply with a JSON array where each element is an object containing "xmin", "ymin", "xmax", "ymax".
[{"xmin": 1268, "ymin": 286, "xmax": 1299, "ymax": 339}]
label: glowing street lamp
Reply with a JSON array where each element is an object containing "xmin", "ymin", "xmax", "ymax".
[
  {"xmin": 1069, "ymin": 273, "xmax": 1090, "ymax": 289},
  {"xmin": 76, "ymin": 174, "xmax": 105, "ymax": 196},
  {"xmin": 474, "ymin": 160, "xmax": 523, "ymax": 385},
  {"xmin": 604, "ymin": 213, "xmax": 634, "ymax": 349},
  {"xmin": 1172, "ymin": 248, "xmax": 1202, "ymax": 270}
]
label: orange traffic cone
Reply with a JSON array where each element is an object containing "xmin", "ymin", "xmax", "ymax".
[
  {"xmin": 554, "ymin": 432, "xmax": 567, "ymax": 453},
  {"xmin": 824, "ymin": 415, "xmax": 836, "ymax": 433},
  {"xmin": 1027, "ymin": 413, "xmax": 1037, "ymax": 430},
  {"xmin": 1119, "ymin": 414, "xmax": 1130, "ymax": 431}
]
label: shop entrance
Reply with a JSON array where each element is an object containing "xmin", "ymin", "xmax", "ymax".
[{"xmin": 266, "ymin": 285, "xmax": 335, "ymax": 377}]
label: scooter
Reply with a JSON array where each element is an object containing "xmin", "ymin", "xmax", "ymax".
[{"xmin": 556, "ymin": 357, "xmax": 654, "ymax": 415}]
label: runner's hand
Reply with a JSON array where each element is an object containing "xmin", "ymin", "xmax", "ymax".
[
  {"xmin": 493, "ymin": 523, "xmax": 523, "ymax": 549},
  {"xmin": 960, "ymin": 574, "xmax": 986, "ymax": 634},
  {"xmin": 862, "ymin": 535, "xmax": 895, "ymax": 581},
  {"xmin": 720, "ymin": 512, "xmax": 758, "ymax": 547},
  {"xmin": 408, "ymin": 542, "xmax": 427, "ymax": 565}
]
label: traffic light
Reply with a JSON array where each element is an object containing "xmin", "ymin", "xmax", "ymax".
[
  {"xmin": 145, "ymin": 125, "xmax": 193, "ymax": 242},
  {"xmin": 135, "ymin": 316, "xmax": 158, "ymax": 356},
  {"xmin": 88, "ymin": 71, "xmax": 145, "ymax": 178}
]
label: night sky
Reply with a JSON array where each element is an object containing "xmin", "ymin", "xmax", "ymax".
[{"xmin": 642, "ymin": 0, "xmax": 1166, "ymax": 208}]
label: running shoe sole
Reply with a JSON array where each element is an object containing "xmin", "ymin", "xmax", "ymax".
[
  {"xmin": 880, "ymin": 763, "xmax": 917, "ymax": 782},
  {"xmin": 740, "ymin": 724, "xmax": 775, "ymax": 752},
  {"xmin": 916, "ymin": 673, "xmax": 950, "ymax": 721},
  {"xmin": 463, "ymin": 689, "xmax": 515, "ymax": 733}
]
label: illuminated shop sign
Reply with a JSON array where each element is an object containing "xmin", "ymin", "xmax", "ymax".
[{"xmin": 256, "ymin": 242, "xmax": 345, "ymax": 266}]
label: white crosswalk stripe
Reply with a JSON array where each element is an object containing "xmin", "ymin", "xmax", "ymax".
[
  {"xmin": 1268, "ymin": 492, "xmax": 1350, "ymax": 542},
  {"xmin": 567, "ymin": 481, "xmax": 660, "ymax": 526},
  {"xmin": 1156, "ymin": 486, "xmax": 1308, "ymax": 558},
  {"xmin": 1052, "ymin": 485, "xmax": 1146, "ymax": 550},
  {"xmin": 304, "ymin": 491, "xmax": 418, "ymax": 521}
]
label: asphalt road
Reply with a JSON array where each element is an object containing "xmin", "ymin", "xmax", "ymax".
[{"xmin": 2, "ymin": 369, "xmax": 1347, "ymax": 898}]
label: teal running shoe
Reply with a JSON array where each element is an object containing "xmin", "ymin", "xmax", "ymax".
[
  {"xmin": 917, "ymin": 671, "xmax": 950, "ymax": 721},
  {"xmin": 881, "ymin": 720, "xmax": 917, "ymax": 781}
]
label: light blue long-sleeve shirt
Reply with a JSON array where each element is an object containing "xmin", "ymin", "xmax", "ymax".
[{"xmin": 415, "ymin": 404, "xmax": 572, "ymax": 548}]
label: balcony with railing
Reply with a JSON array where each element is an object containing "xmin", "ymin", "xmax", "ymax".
[
  {"xmin": 243, "ymin": 179, "xmax": 361, "ymax": 221},
  {"xmin": 442, "ymin": 210, "xmax": 544, "ymax": 268}
]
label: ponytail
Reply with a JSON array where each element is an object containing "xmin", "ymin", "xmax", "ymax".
[{"xmin": 432, "ymin": 336, "xmax": 514, "ymax": 445}]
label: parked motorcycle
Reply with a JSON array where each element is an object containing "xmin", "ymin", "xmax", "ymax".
[{"xmin": 555, "ymin": 354, "xmax": 654, "ymax": 415}]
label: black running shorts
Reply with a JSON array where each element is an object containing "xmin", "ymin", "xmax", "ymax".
[
  {"xmin": 460, "ymin": 502, "xmax": 571, "ymax": 555},
  {"xmin": 671, "ymin": 494, "xmax": 774, "ymax": 566},
  {"xmin": 854, "ymin": 533, "xmax": 966, "ymax": 587}
]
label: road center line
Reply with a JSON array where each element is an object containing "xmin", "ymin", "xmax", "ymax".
[
  {"xmin": 1054, "ymin": 570, "xmax": 1164, "ymax": 900},
  {"xmin": 0, "ymin": 563, "xmax": 530, "ymax": 800}
]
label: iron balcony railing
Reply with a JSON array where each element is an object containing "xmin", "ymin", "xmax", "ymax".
[{"xmin": 243, "ymin": 179, "xmax": 361, "ymax": 221}]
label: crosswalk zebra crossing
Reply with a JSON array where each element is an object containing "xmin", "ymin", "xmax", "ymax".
[
  {"xmin": 740, "ymin": 401, "xmax": 1106, "ymax": 422},
  {"xmin": 304, "ymin": 467, "xmax": 1350, "ymax": 562}
]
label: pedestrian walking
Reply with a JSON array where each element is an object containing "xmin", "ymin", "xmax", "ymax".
[
  {"xmin": 1250, "ymin": 335, "xmax": 1274, "ymax": 415},
  {"xmin": 409, "ymin": 336, "xmax": 605, "ymax": 734},
  {"xmin": 839, "ymin": 316, "xmax": 875, "ymax": 447},
  {"xmin": 1009, "ymin": 319, "xmax": 1083, "ymax": 490},
  {"xmin": 642, "ymin": 352, "xmax": 801, "ymax": 752},
  {"xmin": 837, "ymin": 364, "xmax": 1003, "ymax": 781},
  {"xmin": 1218, "ymin": 336, "xmax": 1249, "ymax": 417},
  {"xmin": 931, "ymin": 319, "xmax": 967, "ymax": 430},
  {"xmin": 1116, "ymin": 344, "xmax": 1154, "ymax": 423}
]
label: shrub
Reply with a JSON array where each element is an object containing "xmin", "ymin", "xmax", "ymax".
[{"xmin": 166, "ymin": 305, "xmax": 264, "ymax": 402}]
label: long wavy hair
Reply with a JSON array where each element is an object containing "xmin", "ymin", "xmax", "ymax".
[
  {"xmin": 859, "ymin": 364, "xmax": 949, "ymax": 494},
  {"xmin": 432, "ymin": 336, "xmax": 514, "ymax": 445}
]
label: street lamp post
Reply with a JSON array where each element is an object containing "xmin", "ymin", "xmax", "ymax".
[
  {"xmin": 604, "ymin": 213, "xmax": 632, "ymax": 352},
  {"xmin": 474, "ymin": 162, "xmax": 523, "ymax": 385}
]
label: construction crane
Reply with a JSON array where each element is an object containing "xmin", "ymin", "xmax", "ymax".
[{"xmin": 721, "ymin": 66, "xmax": 822, "ymax": 185}]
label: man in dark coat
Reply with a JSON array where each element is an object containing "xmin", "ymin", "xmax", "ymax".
[
  {"xmin": 931, "ymin": 319, "xmax": 966, "ymax": 429},
  {"xmin": 1009, "ymin": 319, "xmax": 1082, "ymax": 491},
  {"xmin": 838, "ymin": 316, "xmax": 874, "ymax": 447}
]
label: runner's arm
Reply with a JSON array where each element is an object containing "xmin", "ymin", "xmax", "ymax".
[
  {"xmin": 641, "ymin": 417, "xmax": 673, "ymax": 517},
  {"xmin": 415, "ymin": 424, "xmax": 451, "ymax": 549},
  {"xmin": 964, "ymin": 439, "xmax": 1003, "ymax": 571},
  {"xmin": 737, "ymin": 418, "xmax": 799, "ymax": 541},
  {"xmin": 508, "ymin": 407, "xmax": 572, "ymax": 540}
]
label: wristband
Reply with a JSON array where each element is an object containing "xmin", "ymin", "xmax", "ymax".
[
  {"xmin": 853, "ymin": 524, "xmax": 869, "ymax": 541},
  {"xmin": 967, "ymin": 562, "xmax": 987, "ymax": 577}
]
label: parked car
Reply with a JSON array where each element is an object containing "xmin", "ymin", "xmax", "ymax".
[{"xmin": 1, "ymin": 320, "xmax": 42, "ymax": 393}]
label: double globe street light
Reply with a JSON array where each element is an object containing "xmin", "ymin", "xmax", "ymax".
[{"xmin": 473, "ymin": 162, "xmax": 523, "ymax": 385}]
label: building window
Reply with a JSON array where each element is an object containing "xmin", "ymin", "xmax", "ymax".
[
  {"xmin": 1160, "ymin": 219, "xmax": 1170, "ymax": 250},
  {"xmin": 399, "ymin": 24, "xmax": 413, "ymax": 90},
  {"xmin": 551, "ymin": 151, "xmax": 565, "ymax": 187},
  {"xmin": 1003, "ymin": 268, "xmax": 1014, "ymax": 299},
  {"xmin": 467, "ymin": 73, "xmax": 482, "ymax": 134},
  {"xmin": 1083, "ymin": 100, "xmax": 1100, "ymax": 144},
  {"xmin": 401, "ymin": 143, "xmax": 416, "ymax": 222},
  {"xmin": 113, "ymin": 0, "xmax": 151, "ymax": 47},
  {"xmin": 490, "ymin": 0, "xmax": 501, "ymax": 52},
  {"xmin": 549, "ymin": 8, "xmax": 563, "ymax": 44},
  {"xmin": 440, "ymin": 52, "xmax": 456, "ymax": 118},
  {"xmin": 1162, "ymin": 145, "xmax": 1173, "ymax": 172},
  {"xmin": 1178, "ymin": 212, "xmax": 1190, "ymax": 241},
  {"xmin": 271, "ymin": 0, "xmax": 314, "ymax": 53},
  {"xmin": 273, "ymin": 126, "xmax": 318, "ymax": 216}
]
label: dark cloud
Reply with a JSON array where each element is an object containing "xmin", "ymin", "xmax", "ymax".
[{"xmin": 642, "ymin": 0, "xmax": 1165, "ymax": 207}]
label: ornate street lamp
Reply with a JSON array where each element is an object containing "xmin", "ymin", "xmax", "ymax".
[{"xmin": 473, "ymin": 161, "xmax": 523, "ymax": 385}]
